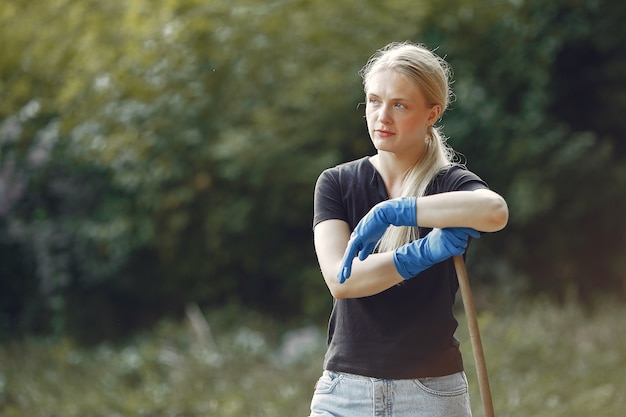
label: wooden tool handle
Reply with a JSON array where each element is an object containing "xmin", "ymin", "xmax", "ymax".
[{"xmin": 454, "ymin": 255, "xmax": 495, "ymax": 417}]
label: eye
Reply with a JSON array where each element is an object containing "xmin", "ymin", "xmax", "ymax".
[
  {"xmin": 394, "ymin": 102, "xmax": 406, "ymax": 109},
  {"xmin": 368, "ymin": 97, "xmax": 379, "ymax": 105}
]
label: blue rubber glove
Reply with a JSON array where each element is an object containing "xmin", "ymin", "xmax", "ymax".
[
  {"xmin": 393, "ymin": 227, "xmax": 480, "ymax": 279},
  {"xmin": 338, "ymin": 197, "xmax": 417, "ymax": 283}
]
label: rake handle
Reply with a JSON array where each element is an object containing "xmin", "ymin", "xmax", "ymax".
[{"xmin": 453, "ymin": 255, "xmax": 495, "ymax": 417}]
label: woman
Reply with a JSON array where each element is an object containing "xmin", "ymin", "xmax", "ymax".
[{"xmin": 309, "ymin": 42, "xmax": 508, "ymax": 417}]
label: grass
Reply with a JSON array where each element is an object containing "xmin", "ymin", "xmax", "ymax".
[
  {"xmin": 1, "ymin": 296, "xmax": 625, "ymax": 417},
  {"xmin": 462, "ymin": 295, "xmax": 626, "ymax": 417}
]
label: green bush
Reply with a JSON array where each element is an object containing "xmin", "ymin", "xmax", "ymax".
[
  {"xmin": 1, "ymin": 298, "xmax": 624, "ymax": 416},
  {"xmin": 1, "ymin": 0, "xmax": 625, "ymax": 342}
]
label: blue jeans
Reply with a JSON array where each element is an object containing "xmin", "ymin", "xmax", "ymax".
[{"xmin": 309, "ymin": 370, "xmax": 472, "ymax": 417}]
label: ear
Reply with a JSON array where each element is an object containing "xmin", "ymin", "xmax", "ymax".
[{"xmin": 427, "ymin": 104, "xmax": 442, "ymax": 126}]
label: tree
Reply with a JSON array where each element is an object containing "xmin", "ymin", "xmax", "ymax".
[
  {"xmin": 1, "ymin": 0, "xmax": 624, "ymax": 342},
  {"xmin": 419, "ymin": 0, "xmax": 626, "ymax": 300}
]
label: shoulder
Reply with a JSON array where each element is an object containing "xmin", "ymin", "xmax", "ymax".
[
  {"xmin": 318, "ymin": 156, "xmax": 374, "ymax": 179},
  {"xmin": 428, "ymin": 164, "xmax": 489, "ymax": 194},
  {"xmin": 314, "ymin": 156, "xmax": 385, "ymax": 230},
  {"xmin": 316, "ymin": 156, "xmax": 376, "ymax": 189}
]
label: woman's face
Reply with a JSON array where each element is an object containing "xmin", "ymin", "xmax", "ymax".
[{"xmin": 365, "ymin": 69, "xmax": 440, "ymax": 157}]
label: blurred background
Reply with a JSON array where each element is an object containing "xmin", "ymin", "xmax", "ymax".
[{"xmin": 0, "ymin": 0, "xmax": 625, "ymax": 416}]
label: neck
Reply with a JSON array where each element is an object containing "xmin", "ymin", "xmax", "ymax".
[{"xmin": 370, "ymin": 152, "xmax": 419, "ymax": 198}]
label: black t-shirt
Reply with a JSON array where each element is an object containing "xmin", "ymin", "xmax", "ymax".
[{"xmin": 313, "ymin": 156, "xmax": 488, "ymax": 379}]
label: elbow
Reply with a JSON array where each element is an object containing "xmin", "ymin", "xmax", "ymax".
[
  {"xmin": 485, "ymin": 195, "xmax": 509, "ymax": 232},
  {"xmin": 319, "ymin": 261, "xmax": 356, "ymax": 299},
  {"xmin": 469, "ymin": 189, "xmax": 509, "ymax": 232},
  {"xmin": 322, "ymin": 269, "xmax": 345, "ymax": 299},
  {"xmin": 327, "ymin": 280, "xmax": 351, "ymax": 299},
  {"xmin": 331, "ymin": 290, "xmax": 349, "ymax": 300},
  {"xmin": 324, "ymin": 269, "xmax": 360, "ymax": 299}
]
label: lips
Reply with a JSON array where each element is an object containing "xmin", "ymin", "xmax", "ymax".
[{"xmin": 375, "ymin": 129, "xmax": 395, "ymax": 138}]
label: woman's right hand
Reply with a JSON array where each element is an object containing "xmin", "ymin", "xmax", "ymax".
[{"xmin": 338, "ymin": 197, "xmax": 417, "ymax": 282}]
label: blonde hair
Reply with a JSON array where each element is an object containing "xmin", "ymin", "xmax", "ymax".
[{"xmin": 359, "ymin": 41, "xmax": 457, "ymax": 251}]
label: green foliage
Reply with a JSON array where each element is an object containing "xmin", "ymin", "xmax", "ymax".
[
  {"xmin": 419, "ymin": 0, "xmax": 626, "ymax": 298},
  {"xmin": 0, "ymin": 306, "xmax": 326, "ymax": 416},
  {"xmin": 0, "ymin": 299, "xmax": 625, "ymax": 416},
  {"xmin": 1, "ymin": 0, "xmax": 625, "ymax": 341},
  {"xmin": 0, "ymin": 0, "xmax": 432, "ymax": 340},
  {"xmin": 460, "ymin": 295, "xmax": 626, "ymax": 416}
]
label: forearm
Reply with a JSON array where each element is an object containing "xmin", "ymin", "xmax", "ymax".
[
  {"xmin": 315, "ymin": 220, "xmax": 404, "ymax": 299},
  {"xmin": 327, "ymin": 227, "xmax": 479, "ymax": 298},
  {"xmin": 323, "ymin": 252, "xmax": 404, "ymax": 299},
  {"xmin": 416, "ymin": 189, "xmax": 508, "ymax": 232}
]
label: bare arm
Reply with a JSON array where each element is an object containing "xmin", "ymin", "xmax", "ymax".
[
  {"xmin": 314, "ymin": 219, "xmax": 404, "ymax": 299},
  {"xmin": 415, "ymin": 189, "xmax": 508, "ymax": 232},
  {"xmin": 315, "ymin": 189, "xmax": 508, "ymax": 299}
]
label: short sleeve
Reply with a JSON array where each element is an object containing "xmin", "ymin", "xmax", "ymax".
[
  {"xmin": 313, "ymin": 168, "xmax": 347, "ymax": 228},
  {"xmin": 428, "ymin": 165, "xmax": 489, "ymax": 195}
]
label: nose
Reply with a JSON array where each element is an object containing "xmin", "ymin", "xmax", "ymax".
[{"xmin": 378, "ymin": 104, "xmax": 392, "ymax": 124}]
